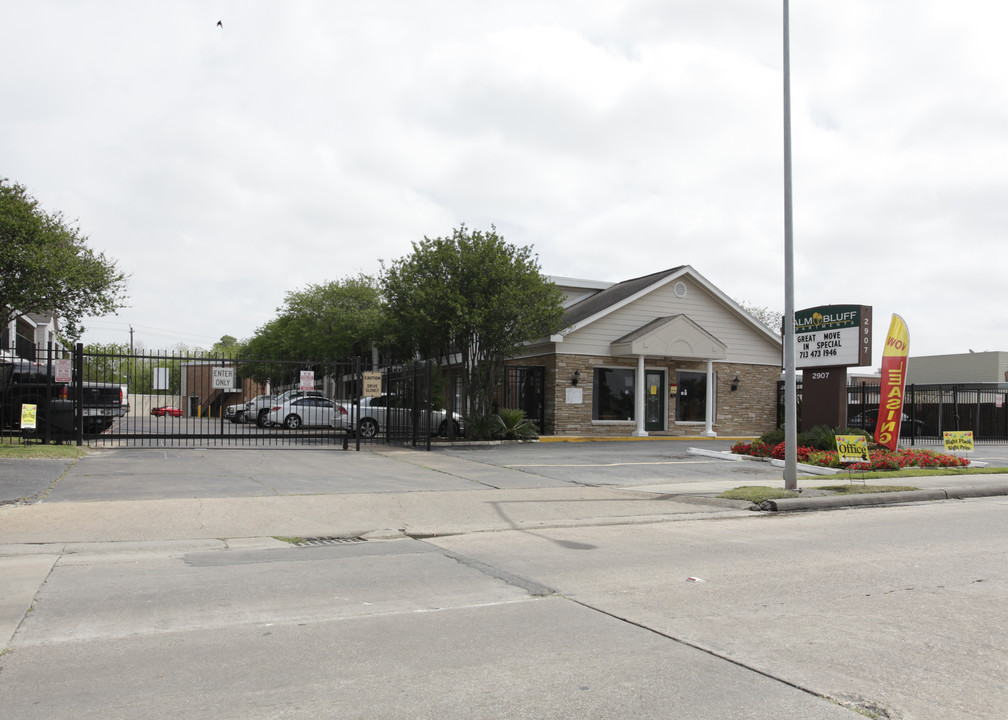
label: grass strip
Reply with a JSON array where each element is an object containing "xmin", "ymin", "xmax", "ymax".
[
  {"xmin": 720, "ymin": 484, "xmax": 920, "ymax": 504},
  {"xmin": 0, "ymin": 439, "xmax": 88, "ymax": 459}
]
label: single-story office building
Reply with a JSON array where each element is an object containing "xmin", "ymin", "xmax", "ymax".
[{"xmin": 511, "ymin": 266, "xmax": 783, "ymax": 437}]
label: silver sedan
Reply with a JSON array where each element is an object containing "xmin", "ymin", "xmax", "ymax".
[{"xmin": 268, "ymin": 396, "xmax": 348, "ymax": 430}]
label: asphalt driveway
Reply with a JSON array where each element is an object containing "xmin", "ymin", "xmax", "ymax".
[{"xmin": 1, "ymin": 440, "xmax": 785, "ymax": 504}]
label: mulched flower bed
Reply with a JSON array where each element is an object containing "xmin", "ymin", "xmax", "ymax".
[{"xmin": 730, "ymin": 439, "xmax": 969, "ymax": 471}]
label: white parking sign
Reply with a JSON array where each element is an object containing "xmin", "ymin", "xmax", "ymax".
[{"xmin": 54, "ymin": 359, "xmax": 72, "ymax": 383}]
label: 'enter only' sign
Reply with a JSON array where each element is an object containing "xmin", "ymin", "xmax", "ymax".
[{"xmin": 212, "ymin": 367, "xmax": 235, "ymax": 389}]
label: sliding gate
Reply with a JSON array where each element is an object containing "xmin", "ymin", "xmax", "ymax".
[{"xmin": 75, "ymin": 347, "xmax": 435, "ymax": 449}]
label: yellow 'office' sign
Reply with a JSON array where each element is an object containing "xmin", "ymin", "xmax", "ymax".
[{"xmin": 835, "ymin": 434, "xmax": 869, "ymax": 463}]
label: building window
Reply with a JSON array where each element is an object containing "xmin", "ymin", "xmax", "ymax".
[
  {"xmin": 676, "ymin": 370, "xmax": 708, "ymax": 422},
  {"xmin": 593, "ymin": 367, "xmax": 635, "ymax": 421}
]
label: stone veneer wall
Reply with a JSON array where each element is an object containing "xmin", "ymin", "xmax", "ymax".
[{"xmin": 511, "ymin": 354, "xmax": 779, "ymax": 437}]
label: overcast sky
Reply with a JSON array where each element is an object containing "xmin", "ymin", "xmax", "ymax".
[{"xmin": 3, "ymin": 1, "xmax": 1005, "ymax": 367}]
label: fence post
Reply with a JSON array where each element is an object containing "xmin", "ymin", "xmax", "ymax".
[
  {"xmin": 975, "ymin": 387, "xmax": 982, "ymax": 438},
  {"xmin": 354, "ymin": 355, "xmax": 361, "ymax": 452},
  {"xmin": 74, "ymin": 342, "xmax": 84, "ymax": 447},
  {"xmin": 425, "ymin": 360, "xmax": 432, "ymax": 451},
  {"xmin": 44, "ymin": 341, "xmax": 53, "ymax": 445}
]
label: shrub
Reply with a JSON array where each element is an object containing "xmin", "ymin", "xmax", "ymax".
[
  {"xmin": 759, "ymin": 428, "xmax": 784, "ymax": 446},
  {"xmin": 464, "ymin": 414, "xmax": 502, "ymax": 441},
  {"xmin": 496, "ymin": 408, "xmax": 538, "ymax": 440}
]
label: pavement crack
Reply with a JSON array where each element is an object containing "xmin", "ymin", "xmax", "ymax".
[
  {"xmin": 431, "ymin": 545, "xmax": 556, "ymax": 598},
  {"xmin": 562, "ymin": 596, "xmax": 858, "ymax": 714},
  {"xmin": 6, "ymin": 553, "xmax": 62, "ymax": 651}
]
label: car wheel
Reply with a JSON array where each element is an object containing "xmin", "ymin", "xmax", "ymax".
[
  {"xmin": 256, "ymin": 409, "xmax": 270, "ymax": 428},
  {"xmin": 438, "ymin": 419, "xmax": 462, "ymax": 437},
  {"xmin": 284, "ymin": 414, "xmax": 302, "ymax": 430},
  {"xmin": 358, "ymin": 417, "xmax": 379, "ymax": 439}
]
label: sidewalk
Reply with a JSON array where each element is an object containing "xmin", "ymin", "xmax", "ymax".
[{"xmin": 3, "ymin": 445, "xmax": 1007, "ymax": 549}]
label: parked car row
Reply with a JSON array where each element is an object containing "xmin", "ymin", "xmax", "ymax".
[
  {"xmin": 847, "ymin": 409, "xmax": 929, "ymax": 437},
  {"xmin": 222, "ymin": 391, "xmax": 464, "ymax": 437}
]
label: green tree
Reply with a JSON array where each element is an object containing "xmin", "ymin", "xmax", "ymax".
[
  {"xmin": 245, "ymin": 275, "xmax": 385, "ymax": 359},
  {"xmin": 279, "ymin": 275, "xmax": 386, "ymax": 360},
  {"xmin": 737, "ymin": 300, "xmax": 784, "ymax": 334},
  {"xmin": 0, "ymin": 180, "xmax": 129, "ymax": 341},
  {"xmin": 381, "ymin": 225, "xmax": 564, "ymax": 418},
  {"xmin": 81, "ymin": 342, "xmax": 130, "ymax": 385},
  {"xmin": 239, "ymin": 275, "xmax": 386, "ymax": 386},
  {"xmin": 211, "ymin": 334, "xmax": 242, "ymax": 357},
  {"xmin": 240, "ymin": 316, "xmax": 299, "ymax": 386}
]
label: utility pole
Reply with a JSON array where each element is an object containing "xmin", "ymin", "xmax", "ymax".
[
  {"xmin": 783, "ymin": 0, "xmax": 798, "ymax": 489},
  {"xmin": 129, "ymin": 325, "xmax": 134, "ymax": 354}
]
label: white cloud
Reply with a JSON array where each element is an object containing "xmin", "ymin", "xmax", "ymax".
[{"xmin": 2, "ymin": 0, "xmax": 1006, "ymax": 362}]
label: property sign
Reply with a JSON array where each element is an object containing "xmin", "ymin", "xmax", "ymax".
[
  {"xmin": 794, "ymin": 305, "xmax": 872, "ymax": 369},
  {"xmin": 299, "ymin": 370, "xmax": 315, "ymax": 392},
  {"xmin": 154, "ymin": 367, "xmax": 170, "ymax": 391},
  {"xmin": 835, "ymin": 434, "xmax": 870, "ymax": 464},
  {"xmin": 21, "ymin": 403, "xmax": 38, "ymax": 430},
  {"xmin": 362, "ymin": 371, "xmax": 382, "ymax": 397},
  {"xmin": 54, "ymin": 359, "xmax": 72, "ymax": 383},
  {"xmin": 211, "ymin": 367, "xmax": 235, "ymax": 389},
  {"xmin": 943, "ymin": 431, "xmax": 974, "ymax": 453}
]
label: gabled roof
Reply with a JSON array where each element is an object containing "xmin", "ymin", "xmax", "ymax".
[
  {"xmin": 561, "ymin": 266, "xmax": 686, "ymax": 329},
  {"xmin": 554, "ymin": 265, "xmax": 781, "ymax": 347},
  {"xmin": 610, "ymin": 315, "xmax": 727, "ymax": 360}
]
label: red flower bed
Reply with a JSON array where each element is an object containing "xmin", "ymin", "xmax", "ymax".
[{"xmin": 731, "ymin": 442, "xmax": 969, "ymax": 470}]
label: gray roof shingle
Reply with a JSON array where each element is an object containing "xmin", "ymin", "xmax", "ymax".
[{"xmin": 561, "ymin": 266, "xmax": 686, "ymax": 329}]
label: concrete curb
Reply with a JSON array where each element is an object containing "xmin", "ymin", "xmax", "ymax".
[
  {"xmin": 758, "ymin": 483, "xmax": 1008, "ymax": 512},
  {"xmin": 687, "ymin": 446, "xmax": 840, "ymax": 475}
]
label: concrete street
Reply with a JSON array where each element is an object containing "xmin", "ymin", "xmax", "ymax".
[{"xmin": 1, "ymin": 441, "xmax": 1006, "ymax": 719}]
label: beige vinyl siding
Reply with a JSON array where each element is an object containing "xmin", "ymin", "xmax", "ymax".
[
  {"xmin": 907, "ymin": 352, "xmax": 1008, "ymax": 384},
  {"xmin": 558, "ymin": 277, "xmax": 780, "ymax": 365}
]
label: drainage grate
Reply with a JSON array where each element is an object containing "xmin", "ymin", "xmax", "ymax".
[{"xmin": 292, "ymin": 536, "xmax": 367, "ymax": 547}]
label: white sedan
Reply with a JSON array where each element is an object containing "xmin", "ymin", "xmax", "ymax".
[{"xmin": 267, "ymin": 396, "xmax": 348, "ymax": 430}]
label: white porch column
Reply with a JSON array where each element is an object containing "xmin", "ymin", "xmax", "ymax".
[
  {"xmin": 633, "ymin": 354, "xmax": 647, "ymax": 437},
  {"xmin": 703, "ymin": 359, "xmax": 717, "ymax": 437}
]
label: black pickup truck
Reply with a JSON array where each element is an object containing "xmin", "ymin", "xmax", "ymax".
[{"xmin": 0, "ymin": 357, "xmax": 122, "ymax": 438}]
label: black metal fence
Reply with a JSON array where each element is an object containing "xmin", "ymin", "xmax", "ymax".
[
  {"xmin": 1, "ymin": 345, "xmax": 440, "ymax": 449},
  {"xmin": 495, "ymin": 365, "xmax": 545, "ymax": 432},
  {"xmin": 778, "ymin": 381, "xmax": 1008, "ymax": 444},
  {"xmin": 4, "ymin": 345, "xmax": 547, "ymax": 448}
]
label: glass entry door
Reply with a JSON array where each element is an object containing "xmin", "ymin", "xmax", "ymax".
[{"xmin": 644, "ymin": 370, "xmax": 665, "ymax": 431}]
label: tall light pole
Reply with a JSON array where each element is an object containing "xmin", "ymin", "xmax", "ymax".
[{"xmin": 782, "ymin": 0, "xmax": 798, "ymax": 489}]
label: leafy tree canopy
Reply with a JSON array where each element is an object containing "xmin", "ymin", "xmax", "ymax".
[
  {"xmin": 381, "ymin": 225, "xmax": 564, "ymax": 417},
  {"xmin": 0, "ymin": 179, "xmax": 129, "ymax": 341},
  {"xmin": 239, "ymin": 275, "xmax": 387, "ymax": 385},
  {"xmin": 211, "ymin": 334, "xmax": 242, "ymax": 357},
  {"xmin": 278, "ymin": 275, "xmax": 386, "ymax": 359},
  {"xmin": 737, "ymin": 300, "xmax": 784, "ymax": 333}
]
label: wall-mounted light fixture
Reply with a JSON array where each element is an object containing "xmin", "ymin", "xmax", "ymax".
[
  {"xmin": 572, "ymin": 369, "xmax": 581, "ymax": 386},
  {"xmin": 731, "ymin": 376, "xmax": 740, "ymax": 392}
]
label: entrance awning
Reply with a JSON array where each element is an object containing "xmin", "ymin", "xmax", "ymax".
[{"xmin": 610, "ymin": 315, "xmax": 727, "ymax": 360}]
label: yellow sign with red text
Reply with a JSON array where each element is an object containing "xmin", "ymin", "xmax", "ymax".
[{"xmin": 873, "ymin": 315, "xmax": 909, "ymax": 450}]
